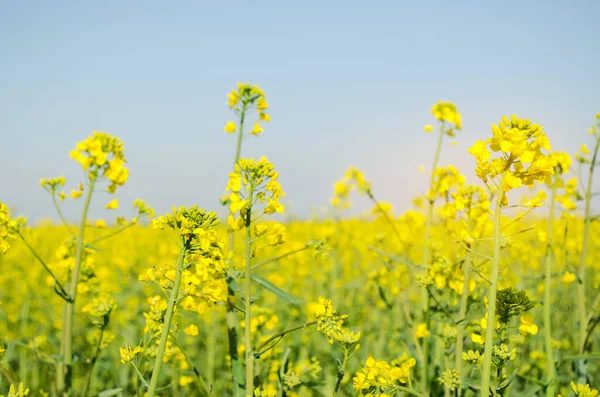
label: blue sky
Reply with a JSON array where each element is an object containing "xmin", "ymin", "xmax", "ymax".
[{"xmin": 1, "ymin": 1, "xmax": 599, "ymax": 222}]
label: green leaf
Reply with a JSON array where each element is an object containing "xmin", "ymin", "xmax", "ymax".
[
  {"xmin": 250, "ymin": 275, "xmax": 302, "ymax": 305},
  {"xmin": 519, "ymin": 385, "xmax": 542, "ymax": 397},
  {"xmin": 496, "ymin": 369, "xmax": 518, "ymax": 393},
  {"xmin": 98, "ymin": 389, "xmax": 123, "ymax": 397}
]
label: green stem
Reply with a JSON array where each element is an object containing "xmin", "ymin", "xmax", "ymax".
[
  {"xmin": 576, "ymin": 136, "xmax": 600, "ymax": 384},
  {"xmin": 543, "ymin": 183, "xmax": 557, "ymax": 397},
  {"xmin": 391, "ymin": 385, "xmax": 429, "ymax": 397},
  {"xmin": 233, "ymin": 104, "xmax": 247, "ymax": 171},
  {"xmin": 61, "ymin": 175, "xmax": 96, "ymax": 396},
  {"xmin": 227, "ymin": 102, "xmax": 248, "ymax": 397},
  {"xmin": 250, "ymin": 246, "xmax": 309, "ymax": 271},
  {"xmin": 0, "ymin": 364, "xmax": 17, "ymax": 387},
  {"xmin": 206, "ymin": 319, "xmax": 216, "ymax": 392},
  {"xmin": 131, "ymin": 361, "xmax": 150, "ymax": 390},
  {"xmin": 88, "ymin": 223, "xmax": 135, "ymax": 246},
  {"xmin": 332, "ymin": 349, "xmax": 349, "ymax": 397},
  {"xmin": 366, "ymin": 190, "xmax": 403, "ymax": 245},
  {"xmin": 226, "ymin": 281, "xmax": 243, "ymax": 395},
  {"xmin": 15, "ymin": 231, "xmax": 70, "ymax": 301},
  {"xmin": 172, "ymin": 338, "xmax": 214, "ymax": 397},
  {"xmin": 444, "ymin": 356, "xmax": 451, "ymax": 397},
  {"xmin": 19, "ymin": 296, "xmax": 30, "ymax": 387},
  {"xmin": 51, "ymin": 191, "xmax": 76, "ymax": 235},
  {"xmin": 244, "ymin": 183, "xmax": 255, "ymax": 396},
  {"xmin": 480, "ymin": 187, "xmax": 504, "ymax": 397},
  {"xmin": 423, "ymin": 123, "xmax": 445, "ymax": 267},
  {"xmin": 420, "ymin": 123, "xmax": 444, "ymax": 392},
  {"xmin": 454, "ymin": 252, "xmax": 471, "ymax": 396},
  {"xmin": 147, "ymin": 241, "xmax": 185, "ymax": 397},
  {"xmin": 81, "ymin": 327, "xmax": 106, "ymax": 397},
  {"xmin": 253, "ymin": 321, "xmax": 317, "ymax": 358}
]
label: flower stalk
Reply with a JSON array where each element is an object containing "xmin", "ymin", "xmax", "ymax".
[
  {"xmin": 480, "ymin": 186, "xmax": 504, "ymax": 396},
  {"xmin": 147, "ymin": 242, "xmax": 185, "ymax": 397},
  {"xmin": 60, "ymin": 175, "xmax": 96, "ymax": 396},
  {"xmin": 576, "ymin": 134, "xmax": 600, "ymax": 383},
  {"xmin": 543, "ymin": 183, "xmax": 557, "ymax": 397}
]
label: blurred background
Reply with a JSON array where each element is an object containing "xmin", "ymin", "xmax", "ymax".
[{"xmin": 1, "ymin": 0, "xmax": 599, "ymax": 221}]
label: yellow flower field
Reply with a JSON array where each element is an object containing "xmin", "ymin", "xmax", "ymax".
[{"xmin": 1, "ymin": 84, "xmax": 600, "ymax": 397}]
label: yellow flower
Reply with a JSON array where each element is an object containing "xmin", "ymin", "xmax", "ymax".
[
  {"xmin": 462, "ymin": 350, "xmax": 482, "ymax": 364},
  {"xmin": 224, "ymin": 121, "xmax": 237, "ymax": 134},
  {"xmin": 431, "ymin": 101, "xmax": 461, "ymax": 130},
  {"xmin": 519, "ymin": 314, "xmax": 538, "ymax": 336},
  {"xmin": 257, "ymin": 96, "xmax": 268, "ymax": 110},
  {"xmin": 119, "ymin": 345, "xmax": 141, "ymax": 364},
  {"xmin": 95, "ymin": 219, "xmax": 107, "ymax": 228},
  {"xmin": 228, "ymin": 215, "xmax": 244, "ymax": 231},
  {"xmin": 264, "ymin": 197, "xmax": 284, "ymax": 214},
  {"xmin": 2, "ymin": 383, "xmax": 30, "ymax": 397},
  {"xmin": 580, "ymin": 144, "xmax": 590, "ymax": 154},
  {"xmin": 179, "ymin": 375, "xmax": 194, "ymax": 387},
  {"xmin": 105, "ymin": 199, "xmax": 119, "ymax": 210},
  {"xmin": 480, "ymin": 313, "xmax": 500, "ymax": 330},
  {"xmin": 226, "ymin": 173, "xmax": 242, "ymax": 192},
  {"xmin": 251, "ymin": 123, "xmax": 264, "ymax": 136},
  {"xmin": 502, "ymin": 172, "xmax": 523, "ymax": 192},
  {"xmin": 470, "ymin": 114, "xmax": 553, "ymax": 204},
  {"xmin": 253, "ymin": 222, "xmax": 268, "ymax": 237},
  {"xmin": 563, "ymin": 271, "xmax": 577, "ymax": 284},
  {"xmin": 570, "ymin": 381, "xmax": 599, "ymax": 396},
  {"xmin": 416, "ymin": 323, "xmax": 429, "ymax": 338},
  {"xmin": 229, "ymin": 193, "xmax": 249, "ymax": 213},
  {"xmin": 471, "ymin": 333, "xmax": 484, "ymax": 345},
  {"xmin": 184, "ymin": 324, "xmax": 199, "ymax": 336},
  {"xmin": 424, "ymin": 124, "xmax": 433, "ymax": 132},
  {"xmin": 468, "ymin": 140, "xmax": 490, "ymax": 163},
  {"xmin": 312, "ymin": 297, "xmax": 347, "ymax": 343},
  {"xmin": 353, "ymin": 372, "xmax": 369, "ymax": 390}
]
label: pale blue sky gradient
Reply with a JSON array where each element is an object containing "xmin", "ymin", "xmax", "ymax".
[{"xmin": 1, "ymin": 1, "xmax": 599, "ymax": 221}]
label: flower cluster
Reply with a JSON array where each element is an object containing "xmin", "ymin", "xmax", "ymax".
[
  {"xmin": 547, "ymin": 152, "xmax": 580, "ymax": 210},
  {"xmin": 0, "ymin": 383, "xmax": 30, "ymax": 397},
  {"xmin": 491, "ymin": 343, "xmax": 517, "ymax": 367},
  {"xmin": 0, "ymin": 202, "xmax": 18, "ymax": 254},
  {"xmin": 0, "ymin": 204, "xmax": 28, "ymax": 256},
  {"xmin": 469, "ymin": 115, "xmax": 553, "ymax": 204},
  {"xmin": 331, "ymin": 167, "xmax": 371, "ymax": 208},
  {"xmin": 353, "ymin": 355, "xmax": 416, "ymax": 395},
  {"xmin": 445, "ymin": 184, "xmax": 491, "ymax": 243},
  {"xmin": 224, "ymin": 83, "xmax": 270, "ymax": 136},
  {"xmin": 563, "ymin": 382, "xmax": 599, "ymax": 397},
  {"xmin": 82, "ymin": 294, "xmax": 118, "ymax": 328},
  {"xmin": 69, "ymin": 131, "xmax": 129, "ymax": 192},
  {"xmin": 426, "ymin": 101, "xmax": 462, "ymax": 134},
  {"xmin": 40, "ymin": 175, "xmax": 66, "ymax": 194},
  {"xmin": 428, "ymin": 165, "xmax": 466, "ymax": 202},
  {"xmin": 438, "ymin": 368, "xmax": 461, "ymax": 391},
  {"xmin": 312, "ymin": 297, "xmax": 348, "ymax": 343},
  {"xmin": 225, "ymin": 157, "xmax": 285, "ymax": 231},
  {"xmin": 575, "ymin": 113, "xmax": 600, "ymax": 164},
  {"xmin": 462, "ymin": 349, "xmax": 483, "ymax": 364},
  {"xmin": 149, "ymin": 206, "xmax": 226, "ymax": 312},
  {"xmin": 152, "ymin": 205, "xmax": 220, "ymax": 242},
  {"xmin": 142, "ymin": 295, "xmax": 168, "ymax": 334},
  {"xmin": 120, "ymin": 345, "xmax": 142, "ymax": 364}
]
